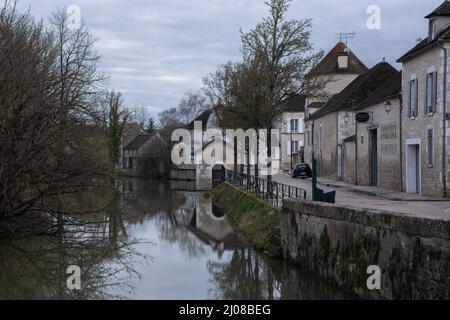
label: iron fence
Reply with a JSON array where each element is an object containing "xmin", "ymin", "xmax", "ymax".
[{"xmin": 224, "ymin": 170, "xmax": 307, "ymax": 207}]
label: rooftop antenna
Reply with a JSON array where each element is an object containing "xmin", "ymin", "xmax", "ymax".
[{"xmin": 336, "ymin": 32, "xmax": 356, "ymax": 45}]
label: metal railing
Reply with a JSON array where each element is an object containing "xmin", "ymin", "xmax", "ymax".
[{"xmin": 225, "ymin": 170, "xmax": 307, "ymax": 207}]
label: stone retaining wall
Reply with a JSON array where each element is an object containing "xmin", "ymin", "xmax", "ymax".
[{"xmin": 281, "ymin": 199, "xmax": 450, "ymax": 299}]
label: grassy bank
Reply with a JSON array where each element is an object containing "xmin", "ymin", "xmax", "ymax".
[{"xmin": 210, "ymin": 183, "xmax": 281, "ymax": 258}]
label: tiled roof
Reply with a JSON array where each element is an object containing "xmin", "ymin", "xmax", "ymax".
[
  {"xmin": 124, "ymin": 134, "xmax": 153, "ymax": 151},
  {"xmin": 307, "ymin": 102, "xmax": 325, "ymax": 109},
  {"xmin": 309, "ymin": 62, "xmax": 398, "ymax": 120},
  {"xmin": 282, "ymin": 95, "xmax": 306, "ymax": 113},
  {"xmin": 185, "ymin": 110, "xmax": 213, "ymax": 131},
  {"xmin": 309, "ymin": 42, "xmax": 368, "ymax": 76},
  {"xmin": 425, "ymin": 1, "xmax": 450, "ymax": 18},
  {"xmin": 355, "ymin": 71, "xmax": 402, "ymax": 110},
  {"xmin": 397, "ymin": 25, "xmax": 450, "ymax": 63}
]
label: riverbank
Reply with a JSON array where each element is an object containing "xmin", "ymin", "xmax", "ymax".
[
  {"xmin": 281, "ymin": 199, "xmax": 450, "ymax": 300},
  {"xmin": 210, "ymin": 183, "xmax": 282, "ymax": 258},
  {"xmin": 211, "ymin": 182, "xmax": 450, "ymax": 299}
]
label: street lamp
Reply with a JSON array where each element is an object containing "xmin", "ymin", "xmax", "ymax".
[
  {"xmin": 384, "ymin": 99, "xmax": 392, "ymax": 114},
  {"xmin": 344, "ymin": 112, "xmax": 350, "ymax": 123}
]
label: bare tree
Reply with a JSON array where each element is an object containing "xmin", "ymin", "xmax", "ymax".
[
  {"xmin": 0, "ymin": 2, "xmax": 112, "ymax": 223},
  {"xmin": 177, "ymin": 90, "xmax": 207, "ymax": 124},
  {"xmin": 50, "ymin": 7, "xmax": 107, "ymax": 122},
  {"xmin": 204, "ymin": 0, "xmax": 328, "ymax": 178}
]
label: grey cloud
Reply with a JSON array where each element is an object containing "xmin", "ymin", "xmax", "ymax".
[{"xmin": 15, "ymin": 0, "xmax": 444, "ymax": 116}]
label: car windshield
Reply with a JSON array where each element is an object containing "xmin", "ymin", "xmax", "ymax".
[{"xmin": 296, "ymin": 165, "xmax": 306, "ymax": 170}]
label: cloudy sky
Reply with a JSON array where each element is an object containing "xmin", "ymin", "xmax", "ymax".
[{"xmin": 15, "ymin": 0, "xmax": 444, "ymax": 116}]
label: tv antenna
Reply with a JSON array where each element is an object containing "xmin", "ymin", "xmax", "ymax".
[{"xmin": 336, "ymin": 32, "xmax": 356, "ymax": 44}]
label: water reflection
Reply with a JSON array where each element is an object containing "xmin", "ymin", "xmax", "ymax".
[{"xmin": 0, "ymin": 179, "xmax": 353, "ymax": 300}]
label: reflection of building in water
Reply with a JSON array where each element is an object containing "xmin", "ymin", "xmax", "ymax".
[
  {"xmin": 188, "ymin": 193, "xmax": 242, "ymax": 258},
  {"xmin": 117, "ymin": 179, "xmax": 242, "ymax": 257}
]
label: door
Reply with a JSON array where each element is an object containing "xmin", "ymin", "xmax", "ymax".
[
  {"xmin": 369, "ymin": 129, "xmax": 378, "ymax": 186},
  {"xmin": 407, "ymin": 144, "xmax": 420, "ymax": 194}
]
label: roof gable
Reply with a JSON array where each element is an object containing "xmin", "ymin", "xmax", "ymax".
[
  {"xmin": 185, "ymin": 110, "xmax": 213, "ymax": 131},
  {"xmin": 309, "ymin": 42, "xmax": 368, "ymax": 76}
]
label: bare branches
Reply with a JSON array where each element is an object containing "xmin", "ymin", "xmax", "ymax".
[{"xmin": 0, "ymin": 2, "xmax": 114, "ymax": 221}]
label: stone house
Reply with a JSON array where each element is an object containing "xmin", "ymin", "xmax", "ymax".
[
  {"xmin": 122, "ymin": 132, "xmax": 166, "ymax": 173},
  {"xmin": 397, "ymin": 0, "xmax": 450, "ymax": 197},
  {"xmin": 304, "ymin": 42, "xmax": 368, "ymax": 165},
  {"xmin": 354, "ymin": 71, "xmax": 402, "ymax": 191},
  {"xmin": 307, "ymin": 62, "xmax": 398, "ymax": 181},
  {"xmin": 120, "ymin": 123, "xmax": 146, "ymax": 170}
]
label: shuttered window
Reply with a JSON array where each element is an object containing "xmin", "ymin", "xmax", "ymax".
[
  {"xmin": 425, "ymin": 72, "xmax": 437, "ymax": 114},
  {"xmin": 427, "ymin": 129, "xmax": 434, "ymax": 166},
  {"xmin": 409, "ymin": 79, "xmax": 418, "ymax": 117}
]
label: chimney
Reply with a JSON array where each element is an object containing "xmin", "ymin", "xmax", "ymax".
[{"xmin": 338, "ymin": 50, "xmax": 349, "ymax": 69}]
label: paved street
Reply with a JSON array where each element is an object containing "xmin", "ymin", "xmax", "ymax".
[{"xmin": 271, "ymin": 173, "xmax": 450, "ymax": 220}]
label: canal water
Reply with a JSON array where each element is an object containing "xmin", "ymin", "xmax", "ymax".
[{"xmin": 0, "ymin": 179, "xmax": 352, "ymax": 300}]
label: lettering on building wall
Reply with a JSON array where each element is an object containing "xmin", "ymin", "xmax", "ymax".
[{"xmin": 380, "ymin": 125, "xmax": 398, "ymax": 157}]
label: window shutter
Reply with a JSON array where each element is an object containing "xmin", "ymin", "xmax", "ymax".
[
  {"xmin": 287, "ymin": 141, "xmax": 291, "ymax": 156},
  {"xmin": 415, "ymin": 79, "xmax": 419, "ymax": 116},
  {"xmin": 432, "ymin": 72, "xmax": 438, "ymax": 113},
  {"xmin": 408, "ymin": 81, "xmax": 412, "ymax": 118},
  {"xmin": 424, "ymin": 75, "xmax": 429, "ymax": 115}
]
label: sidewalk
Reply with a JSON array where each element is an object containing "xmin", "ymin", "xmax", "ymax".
[{"xmin": 316, "ymin": 177, "xmax": 450, "ymax": 202}]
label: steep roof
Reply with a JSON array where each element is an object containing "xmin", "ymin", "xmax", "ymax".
[
  {"xmin": 307, "ymin": 102, "xmax": 325, "ymax": 109},
  {"xmin": 355, "ymin": 71, "xmax": 402, "ymax": 110},
  {"xmin": 282, "ymin": 95, "xmax": 306, "ymax": 113},
  {"xmin": 309, "ymin": 62, "xmax": 398, "ymax": 120},
  {"xmin": 425, "ymin": 1, "xmax": 450, "ymax": 18},
  {"xmin": 309, "ymin": 42, "xmax": 368, "ymax": 76},
  {"xmin": 185, "ymin": 110, "xmax": 213, "ymax": 131},
  {"xmin": 397, "ymin": 25, "xmax": 450, "ymax": 63},
  {"xmin": 124, "ymin": 134, "xmax": 153, "ymax": 151}
]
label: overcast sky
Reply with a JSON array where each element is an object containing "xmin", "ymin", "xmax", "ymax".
[{"xmin": 15, "ymin": 0, "xmax": 444, "ymax": 116}]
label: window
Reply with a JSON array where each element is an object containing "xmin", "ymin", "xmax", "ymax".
[
  {"xmin": 427, "ymin": 129, "xmax": 434, "ymax": 166},
  {"xmin": 429, "ymin": 19, "xmax": 436, "ymax": 40},
  {"xmin": 291, "ymin": 141, "xmax": 299, "ymax": 154},
  {"xmin": 306, "ymin": 131, "xmax": 311, "ymax": 146},
  {"xmin": 425, "ymin": 72, "xmax": 437, "ymax": 114},
  {"xmin": 409, "ymin": 79, "xmax": 418, "ymax": 117},
  {"xmin": 290, "ymin": 119, "xmax": 299, "ymax": 133}
]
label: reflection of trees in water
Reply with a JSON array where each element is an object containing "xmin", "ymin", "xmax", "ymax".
[
  {"xmin": 208, "ymin": 248, "xmax": 355, "ymax": 300},
  {"xmin": 121, "ymin": 179, "xmax": 210, "ymax": 260},
  {"xmin": 207, "ymin": 249, "xmax": 279, "ymax": 300},
  {"xmin": 0, "ymin": 191, "xmax": 146, "ymax": 300}
]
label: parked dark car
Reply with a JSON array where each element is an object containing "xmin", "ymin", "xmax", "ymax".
[{"xmin": 292, "ymin": 163, "xmax": 312, "ymax": 179}]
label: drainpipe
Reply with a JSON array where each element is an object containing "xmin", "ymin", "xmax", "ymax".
[
  {"xmin": 439, "ymin": 41, "xmax": 448, "ymax": 198},
  {"xmin": 399, "ymin": 96, "xmax": 404, "ymax": 192}
]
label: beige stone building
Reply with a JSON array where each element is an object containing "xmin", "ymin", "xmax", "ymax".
[
  {"xmin": 304, "ymin": 42, "xmax": 368, "ymax": 165},
  {"xmin": 354, "ymin": 71, "xmax": 402, "ymax": 191},
  {"xmin": 397, "ymin": 1, "xmax": 450, "ymax": 197},
  {"xmin": 307, "ymin": 62, "xmax": 398, "ymax": 181}
]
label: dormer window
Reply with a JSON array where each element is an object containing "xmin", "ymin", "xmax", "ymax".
[{"xmin": 429, "ymin": 18, "xmax": 437, "ymax": 41}]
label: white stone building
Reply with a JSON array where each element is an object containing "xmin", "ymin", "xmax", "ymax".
[{"xmin": 304, "ymin": 42, "xmax": 368, "ymax": 166}]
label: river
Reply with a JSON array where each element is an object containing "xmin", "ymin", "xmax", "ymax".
[{"xmin": 0, "ymin": 179, "xmax": 353, "ymax": 300}]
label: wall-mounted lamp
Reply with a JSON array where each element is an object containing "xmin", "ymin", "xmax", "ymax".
[
  {"xmin": 344, "ymin": 112, "xmax": 350, "ymax": 123},
  {"xmin": 384, "ymin": 99, "xmax": 392, "ymax": 114}
]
